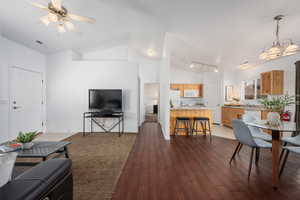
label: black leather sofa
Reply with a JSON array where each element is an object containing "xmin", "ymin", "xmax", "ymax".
[{"xmin": 0, "ymin": 158, "xmax": 73, "ymax": 200}]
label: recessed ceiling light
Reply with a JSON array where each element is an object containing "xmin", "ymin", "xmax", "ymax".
[
  {"xmin": 147, "ymin": 49, "xmax": 156, "ymax": 57},
  {"xmin": 36, "ymin": 40, "xmax": 43, "ymax": 45}
]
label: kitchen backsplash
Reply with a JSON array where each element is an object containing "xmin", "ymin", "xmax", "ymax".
[{"xmin": 180, "ymin": 97, "xmax": 204, "ymax": 106}]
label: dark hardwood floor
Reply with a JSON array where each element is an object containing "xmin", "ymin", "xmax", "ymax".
[{"xmin": 112, "ymin": 122, "xmax": 300, "ymax": 200}]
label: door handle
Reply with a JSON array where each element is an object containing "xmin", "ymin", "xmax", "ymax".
[{"xmin": 13, "ymin": 106, "xmax": 22, "ymax": 110}]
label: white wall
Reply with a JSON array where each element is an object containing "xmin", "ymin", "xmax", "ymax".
[
  {"xmin": 82, "ymin": 46, "xmax": 129, "ymax": 61},
  {"xmin": 170, "ymin": 67, "xmax": 203, "ymax": 83},
  {"xmin": 139, "ymin": 61, "xmax": 159, "ymax": 83},
  {"xmin": 0, "ymin": 36, "xmax": 46, "ymax": 143},
  {"xmin": 46, "ymin": 51, "xmax": 139, "ymax": 133}
]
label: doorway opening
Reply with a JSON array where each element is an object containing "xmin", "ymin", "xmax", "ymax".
[{"xmin": 144, "ymin": 83, "xmax": 160, "ymax": 123}]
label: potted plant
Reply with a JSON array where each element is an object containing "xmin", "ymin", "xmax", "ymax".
[
  {"xmin": 16, "ymin": 131, "xmax": 38, "ymax": 150},
  {"xmin": 259, "ymin": 94, "xmax": 294, "ymax": 126}
]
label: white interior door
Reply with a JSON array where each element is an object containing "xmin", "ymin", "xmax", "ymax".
[
  {"xmin": 203, "ymin": 73, "xmax": 221, "ymax": 124},
  {"xmin": 9, "ymin": 67, "xmax": 43, "ymax": 139}
]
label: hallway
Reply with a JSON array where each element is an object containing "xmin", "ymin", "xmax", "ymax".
[{"xmin": 112, "ymin": 122, "xmax": 300, "ymax": 200}]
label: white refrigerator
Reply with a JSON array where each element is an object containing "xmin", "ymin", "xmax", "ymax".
[{"xmin": 170, "ymin": 90, "xmax": 181, "ymax": 108}]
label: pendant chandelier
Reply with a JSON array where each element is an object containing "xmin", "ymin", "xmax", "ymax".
[{"xmin": 259, "ymin": 15, "xmax": 299, "ymax": 61}]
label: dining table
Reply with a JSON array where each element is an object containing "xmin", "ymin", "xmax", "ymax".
[{"xmin": 246, "ymin": 120, "xmax": 300, "ymax": 189}]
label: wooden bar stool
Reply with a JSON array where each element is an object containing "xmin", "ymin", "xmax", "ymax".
[
  {"xmin": 174, "ymin": 117, "xmax": 191, "ymax": 136},
  {"xmin": 191, "ymin": 117, "xmax": 212, "ymax": 141}
]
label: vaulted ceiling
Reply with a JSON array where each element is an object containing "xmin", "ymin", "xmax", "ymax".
[{"xmin": 1, "ymin": 0, "xmax": 299, "ymax": 69}]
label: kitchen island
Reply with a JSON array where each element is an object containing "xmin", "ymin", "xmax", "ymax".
[{"xmin": 170, "ymin": 107, "xmax": 213, "ymax": 136}]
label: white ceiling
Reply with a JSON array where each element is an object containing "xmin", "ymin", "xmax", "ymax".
[{"xmin": 1, "ymin": 0, "xmax": 300, "ymax": 69}]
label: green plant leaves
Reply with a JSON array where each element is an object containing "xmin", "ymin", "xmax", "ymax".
[
  {"xmin": 16, "ymin": 131, "xmax": 38, "ymax": 143},
  {"xmin": 259, "ymin": 94, "xmax": 295, "ymax": 112}
]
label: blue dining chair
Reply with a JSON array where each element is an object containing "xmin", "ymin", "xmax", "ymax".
[
  {"xmin": 236, "ymin": 114, "xmax": 272, "ymax": 160},
  {"xmin": 282, "ymin": 134, "xmax": 300, "ymax": 146},
  {"xmin": 230, "ymin": 120, "xmax": 272, "ymax": 180},
  {"xmin": 242, "ymin": 114, "xmax": 272, "ymax": 141},
  {"xmin": 280, "ymin": 146, "xmax": 300, "ymax": 177},
  {"xmin": 279, "ymin": 134, "xmax": 300, "ymax": 161}
]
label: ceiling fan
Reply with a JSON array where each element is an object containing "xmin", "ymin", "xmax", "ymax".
[{"xmin": 30, "ymin": 0, "xmax": 96, "ymax": 33}]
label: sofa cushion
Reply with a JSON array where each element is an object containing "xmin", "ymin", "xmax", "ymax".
[{"xmin": 0, "ymin": 158, "xmax": 72, "ymax": 200}]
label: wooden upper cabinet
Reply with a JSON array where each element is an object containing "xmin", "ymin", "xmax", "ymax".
[
  {"xmin": 271, "ymin": 70, "xmax": 284, "ymax": 95},
  {"xmin": 199, "ymin": 84, "xmax": 203, "ymax": 97},
  {"xmin": 261, "ymin": 72, "xmax": 271, "ymax": 95},
  {"xmin": 261, "ymin": 70, "xmax": 284, "ymax": 95},
  {"xmin": 170, "ymin": 84, "xmax": 203, "ymax": 97},
  {"xmin": 170, "ymin": 84, "xmax": 184, "ymax": 97}
]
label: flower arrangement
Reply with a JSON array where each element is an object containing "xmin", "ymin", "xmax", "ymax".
[{"xmin": 259, "ymin": 94, "xmax": 294, "ymax": 112}]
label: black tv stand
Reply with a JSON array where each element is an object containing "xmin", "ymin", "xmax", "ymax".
[{"xmin": 83, "ymin": 111, "xmax": 124, "ymax": 137}]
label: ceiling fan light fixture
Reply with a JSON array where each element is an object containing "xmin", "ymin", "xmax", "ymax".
[
  {"xmin": 57, "ymin": 24, "xmax": 66, "ymax": 33},
  {"xmin": 48, "ymin": 13, "xmax": 58, "ymax": 22},
  {"xmin": 40, "ymin": 15, "xmax": 50, "ymax": 26},
  {"xmin": 31, "ymin": 0, "xmax": 95, "ymax": 33},
  {"xmin": 64, "ymin": 21, "xmax": 76, "ymax": 31}
]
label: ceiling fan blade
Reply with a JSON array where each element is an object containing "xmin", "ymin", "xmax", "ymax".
[
  {"xmin": 64, "ymin": 21, "xmax": 76, "ymax": 32},
  {"xmin": 51, "ymin": 0, "xmax": 62, "ymax": 10},
  {"xmin": 68, "ymin": 13, "xmax": 96, "ymax": 24},
  {"xmin": 30, "ymin": 2, "xmax": 49, "ymax": 10}
]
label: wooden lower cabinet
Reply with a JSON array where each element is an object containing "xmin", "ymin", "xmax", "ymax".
[
  {"xmin": 261, "ymin": 110, "xmax": 269, "ymax": 120},
  {"xmin": 170, "ymin": 109, "xmax": 213, "ymax": 136},
  {"xmin": 221, "ymin": 107, "xmax": 245, "ymax": 128},
  {"xmin": 221, "ymin": 107, "xmax": 277, "ymax": 135}
]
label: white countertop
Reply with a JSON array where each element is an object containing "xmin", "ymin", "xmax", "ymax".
[
  {"xmin": 170, "ymin": 106, "xmax": 212, "ymax": 110},
  {"xmin": 222, "ymin": 105, "xmax": 267, "ymax": 111}
]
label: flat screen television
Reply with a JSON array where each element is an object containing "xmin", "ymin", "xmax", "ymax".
[{"xmin": 89, "ymin": 89, "xmax": 122, "ymax": 112}]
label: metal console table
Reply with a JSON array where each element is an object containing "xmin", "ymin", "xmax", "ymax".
[{"xmin": 83, "ymin": 111, "xmax": 124, "ymax": 137}]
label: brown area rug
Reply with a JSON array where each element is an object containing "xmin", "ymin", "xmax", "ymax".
[
  {"xmin": 65, "ymin": 133, "xmax": 136, "ymax": 200},
  {"xmin": 14, "ymin": 133, "xmax": 136, "ymax": 200}
]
